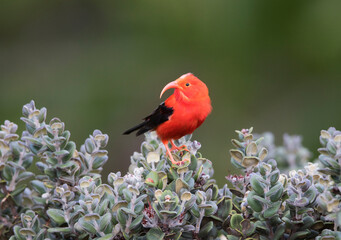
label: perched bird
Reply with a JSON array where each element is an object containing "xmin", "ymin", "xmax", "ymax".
[{"xmin": 123, "ymin": 73, "xmax": 212, "ymax": 165}]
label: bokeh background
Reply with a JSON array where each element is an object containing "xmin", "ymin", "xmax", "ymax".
[{"xmin": 1, "ymin": 1, "xmax": 341, "ymax": 186}]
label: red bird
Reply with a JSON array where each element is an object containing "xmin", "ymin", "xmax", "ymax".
[{"xmin": 124, "ymin": 73, "xmax": 212, "ymax": 165}]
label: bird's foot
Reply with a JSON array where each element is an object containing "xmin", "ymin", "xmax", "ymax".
[
  {"xmin": 170, "ymin": 158, "xmax": 190, "ymax": 166},
  {"xmin": 170, "ymin": 144, "xmax": 190, "ymax": 153}
]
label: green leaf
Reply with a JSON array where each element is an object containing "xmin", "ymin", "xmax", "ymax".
[
  {"xmin": 85, "ymin": 138, "xmax": 95, "ymax": 154},
  {"xmin": 263, "ymin": 201, "xmax": 281, "ymax": 218},
  {"xmin": 84, "ymin": 213, "xmax": 100, "ymax": 221},
  {"xmin": 116, "ymin": 209, "xmax": 127, "ymax": 226},
  {"xmin": 255, "ymin": 220, "xmax": 269, "ymax": 234},
  {"xmin": 226, "ymin": 235, "xmax": 240, "ymax": 240},
  {"xmin": 23, "ymin": 136, "xmax": 43, "ymax": 147},
  {"xmin": 304, "ymin": 188, "xmax": 317, "ymax": 203},
  {"xmin": 146, "ymin": 227, "xmax": 165, "ymax": 240},
  {"xmin": 99, "ymin": 213, "xmax": 112, "ymax": 231},
  {"xmin": 94, "ymin": 234, "xmax": 115, "ymax": 240},
  {"xmin": 77, "ymin": 218, "xmax": 97, "ymax": 234},
  {"xmin": 302, "ymin": 216, "xmax": 314, "ymax": 229},
  {"xmin": 17, "ymin": 172, "xmax": 34, "ymax": 183},
  {"xmin": 247, "ymin": 192, "xmax": 263, "ymax": 212},
  {"xmin": 190, "ymin": 204, "xmax": 200, "ymax": 218},
  {"xmin": 273, "ymin": 223, "xmax": 285, "ymax": 240},
  {"xmin": 218, "ymin": 198, "xmax": 233, "ymax": 220},
  {"xmin": 199, "ymin": 221, "xmax": 214, "ymax": 237},
  {"xmin": 98, "ymin": 199, "xmax": 109, "ymax": 216},
  {"xmin": 230, "ymin": 214, "xmax": 243, "ymax": 231},
  {"xmin": 44, "ymin": 167, "xmax": 57, "ymax": 179},
  {"xmin": 47, "ymin": 227, "xmax": 71, "ymax": 233},
  {"xmin": 3, "ymin": 165, "xmax": 14, "ymax": 181},
  {"xmin": 204, "ymin": 201, "xmax": 218, "ymax": 216},
  {"xmin": 47, "ymin": 208, "xmax": 66, "ymax": 225},
  {"xmin": 250, "ymin": 175, "xmax": 265, "ymax": 196},
  {"xmin": 35, "ymin": 229, "xmax": 45, "ymax": 240},
  {"xmin": 30, "ymin": 180, "xmax": 46, "ymax": 195},
  {"xmin": 93, "ymin": 156, "xmax": 108, "ymax": 169},
  {"xmin": 19, "ymin": 228, "xmax": 35, "ymax": 236},
  {"xmin": 289, "ymin": 230, "xmax": 310, "ymax": 239},
  {"xmin": 11, "ymin": 184, "xmax": 27, "ymax": 197},
  {"xmin": 43, "ymin": 136, "xmax": 56, "ymax": 151},
  {"xmin": 122, "ymin": 188, "xmax": 132, "ymax": 202},
  {"xmin": 327, "ymin": 141, "xmax": 337, "ymax": 155},
  {"xmin": 121, "ymin": 207, "xmax": 137, "ymax": 217},
  {"xmin": 230, "ymin": 188, "xmax": 244, "ymax": 198},
  {"xmin": 63, "ymin": 141, "xmax": 76, "ymax": 161},
  {"xmin": 265, "ymin": 183, "xmax": 283, "ymax": 202},
  {"xmin": 135, "ymin": 194, "xmax": 148, "ymax": 203},
  {"xmin": 253, "ymin": 195, "xmax": 269, "ymax": 205},
  {"xmin": 241, "ymin": 219, "xmax": 256, "ymax": 236},
  {"xmin": 129, "ymin": 214, "xmax": 143, "ymax": 231},
  {"xmin": 53, "ymin": 150, "xmax": 69, "ymax": 158},
  {"xmin": 270, "ymin": 170, "xmax": 280, "ymax": 185},
  {"xmin": 145, "ymin": 171, "xmax": 159, "ymax": 187},
  {"xmin": 13, "ymin": 226, "xmax": 25, "ymax": 240}
]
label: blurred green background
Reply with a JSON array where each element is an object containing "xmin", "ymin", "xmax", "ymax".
[{"xmin": 1, "ymin": 1, "xmax": 341, "ymax": 186}]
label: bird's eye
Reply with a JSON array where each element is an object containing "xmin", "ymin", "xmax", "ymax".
[{"xmin": 185, "ymin": 83, "xmax": 190, "ymax": 87}]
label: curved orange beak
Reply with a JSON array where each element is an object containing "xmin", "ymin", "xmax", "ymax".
[{"xmin": 160, "ymin": 80, "xmax": 181, "ymax": 98}]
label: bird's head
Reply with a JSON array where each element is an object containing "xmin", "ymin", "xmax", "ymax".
[{"xmin": 160, "ymin": 73, "xmax": 209, "ymax": 101}]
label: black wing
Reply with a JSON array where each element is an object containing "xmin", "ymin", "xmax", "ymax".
[{"xmin": 123, "ymin": 102, "xmax": 173, "ymax": 136}]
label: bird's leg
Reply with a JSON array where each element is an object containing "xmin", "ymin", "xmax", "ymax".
[
  {"xmin": 162, "ymin": 140, "xmax": 188, "ymax": 166},
  {"xmin": 170, "ymin": 140, "xmax": 190, "ymax": 152},
  {"xmin": 163, "ymin": 140, "xmax": 179, "ymax": 165}
]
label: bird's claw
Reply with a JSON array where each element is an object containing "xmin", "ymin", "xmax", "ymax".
[{"xmin": 170, "ymin": 144, "xmax": 190, "ymax": 153}]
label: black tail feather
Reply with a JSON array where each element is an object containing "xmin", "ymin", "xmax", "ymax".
[
  {"xmin": 123, "ymin": 102, "xmax": 173, "ymax": 137},
  {"xmin": 123, "ymin": 122, "xmax": 146, "ymax": 135}
]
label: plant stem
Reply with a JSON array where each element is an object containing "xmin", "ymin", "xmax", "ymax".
[{"xmin": 195, "ymin": 209, "xmax": 205, "ymax": 234}]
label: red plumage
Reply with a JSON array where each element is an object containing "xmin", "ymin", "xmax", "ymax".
[{"xmin": 124, "ymin": 73, "xmax": 212, "ymax": 165}]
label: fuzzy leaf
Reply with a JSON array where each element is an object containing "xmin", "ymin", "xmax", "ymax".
[
  {"xmin": 93, "ymin": 156, "xmax": 108, "ymax": 169},
  {"xmin": 129, "ymin": 215, "xmax": 143, "ymax": 231},
  {"xmin": 250, "ymin": 175, "xmax": 265, "ymax": 196},
  {"xmin": 11, "ymin": 184, "xmax": 27, "ymax": 197},
  {"xmin": 242, "ymin": 156, "xmax": 260, "ymax": 168},
  {"xmin": 78, "ymin": 218, "xmax": 97, "ymax": 234},
  {"xmin": 230, "ymin": 150, "xmax": 244, "ymax": 162},
  {"xmin": 47, "ymin": 227, "xmax": 71, "ymax": 233},
  {"xmin": 30, "ymin": 180, "xmax": 46, "ymax": 195},
  {"xmin": 99, "ymin": 213, "xmax": 112, "ymax": 231},
  {"xmin": 259, "ymin": 148, "xmax": 268, "ymax": 161},
  {"xmin": 146, "ymin": 227, "xmax": 165, "ymax": 240},
  {"xmin": 273, "ymin": 223, "xmax": 285, "ymax": 240},
  {"xmin": 263, "ymin": 201, "xmax": 281, "ymax": 218},
  {"xmin": 47, "ymin": 209, "xmax": 66, "ymax": 225},
  {"xmin": 145, "ymin": 171, "xmax": 159, "ymax": 187},
  {"xmin": 199, "ymin": 221, "xmax": 214, "ymax": 237},
  {"xmin": 246, "ymin": 142, "xmax": 258, "ymax": 155},
  {"xmin": 84, "ymin": 213, "xmax": 100, "ymax": 221},
  {"xmin": 94, "ymin": 234, "xmax": 115, "ymax": 240},
  {"xmin": 19, "ymin": 228, "xmax": 35, "ymax": 236},
  {"xmin": 121, "ymin": 207, "xmax": 137, "ymax": 217},
  {"xmin": 116, "ymin": 209, "xmax": 127, "ymax": 225},
  {"xmin": 266, "ymin": 183, "xmax": 283, "ymax": 202},
  {"xmin": 247, "ymin": 192, "xmax": 263, "ymax": 212},
  {"xmin": 17, "ymin": 172, "xmax": 34, "ymax": 183},
  {"xmin": 230, "ymin": 214, "xmax": 243, "ymax": 231},
  {"xmin": 13, "ymin": 226, "xmax": 25, "ymax": 240}
]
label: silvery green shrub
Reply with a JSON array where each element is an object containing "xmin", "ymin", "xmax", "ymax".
[{"xmin": 1, "ymin": 102, "xmax": 341, "ymax": 240}]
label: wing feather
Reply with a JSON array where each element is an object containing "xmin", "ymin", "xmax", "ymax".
[{"xmin": 123, "ymin": 102, "xmax": 173, "ymax": 136}]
